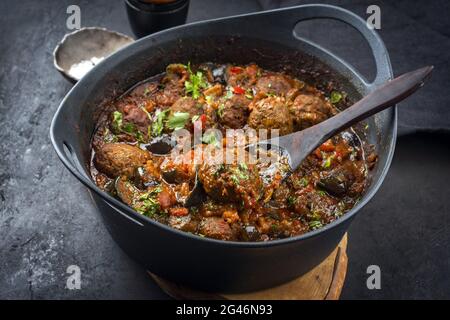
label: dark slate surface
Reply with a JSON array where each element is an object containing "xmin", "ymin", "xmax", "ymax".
[{"xmin": 0, "ymin": 0, "xmax": 449, "ymax": 299}]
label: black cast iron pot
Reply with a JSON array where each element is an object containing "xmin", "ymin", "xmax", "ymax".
[{"xmin": 50, "ymin": 4, "xmax": 395, "ymax": 292}]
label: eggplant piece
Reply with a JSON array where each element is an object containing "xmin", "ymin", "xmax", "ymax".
[
  {"xmin": 115, "ymin": 176, "xmax": 139, "ymax": 206},
  {"xmin": 133, "ymin": 166, "xmax": 159, "ymax": 189},
  {"xmin": 317, "ymin": 174, "xmax": 347, "ymax": 197},
  {"xmin": 161, "ymin": 169, "xmax": 178, "ymax": 184},
  {"xmin": 145, "ymin": 134, "xmax": 176, "ymax": 155},
  {"xmin": 341, "ymin": 130, "xmax": 361, "ymax": 148},
  {"xmin": 94, "ymin": 143, "xmax": 150, "ymax": 178}
]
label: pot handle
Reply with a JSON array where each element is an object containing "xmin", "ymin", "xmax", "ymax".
[{"xmin": 275, "ymin": 4, "xmax": 392, "ymax": 88}]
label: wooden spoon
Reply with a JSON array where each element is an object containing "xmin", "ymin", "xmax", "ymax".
[
  {"xmin": 255, "ymin": 66, "xmax": 434, "ymax": 174},
  {"xmin": 184, "ymin": 66, "xmax": 433, "ymax": 206}
]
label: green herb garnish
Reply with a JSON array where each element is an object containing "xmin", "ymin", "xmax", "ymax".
[
  {"xmin": 111, "ymin": 111, "xmax": 145, "ymax": 142},
  {"xmin": 184, "ymin": 62, "xmax": 208, "ymax": 99},
  {"xmin": 214, "ymin": 164, "xmax": 225, "ymax": 178},
  {"xmin": 317, "ymin": 190, "xmax": 327, "ymax": 197},
  {"xmin": 112, "ymin": 111, "xmax": 123, "ymax": 132},
  {"xmin": 245, "ymin": 88, "xmax": 253, "ymax": 100},
  {"xmin": 191, "ymin": 115, "xmax": 200, "ymax": 123},
  {"xmin": 330, "ymin": 91, "xmax": 343, "ymax": 104},
  {"xmin": 224, "ymin": 87, "xmax": 234, "ymax": 100},
  {"xmin": 136, "ymin": 187, "xmax": 162, "ymax": 218},
  {"xmin": 239, "ymin": 163, "xmax": 248, "ymax": 171},
  {"xmin": 287, "ymin": 196, "xmax": 297, "ymax": 207},
  {"xmin": 299, "ymin": 177, "xmax": 309, "ymax": 187},
  {"xmin": 322, "ymin": 155, "xmax": 334, "ymax": 169},
  {"xmin": 230, "ymin": 164, "xmax": 249, "ymax": 184},
  {"xmin": 166, "ymin": 112, "xmax": 190, "ymax": 130},
  {"xmin": 230, "ymin": 175, "xmax": 240, "ymax": 185},
  {"xmin": 122, "ymin": 122, "xmax": 136, "ymax": 134},
  {"xmin": 217, "ymin": 104, "xmax": 225, "ymax": 118},
  {"xmin": 202, "ymin": 131, "xmax": 220, "ymax": 146},
  {"xmin": 151, "ymin": 109, "xmax": 169, "ymax": 136},
  {"xmin": 309, "ymin": 220, "xmax": 323, "ymax": 230}
]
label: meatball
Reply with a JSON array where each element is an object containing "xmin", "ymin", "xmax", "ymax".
[
  {"xmin": 115, "ymin": 176, "xmax": 139, "ymax": 206},
  {"xmin": 247, "ymin": 97, "xmax": 293, "ymax": 136},
  {"xmin": 94, "ymin": 143, "xmax": 150, "ymax": 178},
  {"xmin": 154, "ymin": 85, "xmax": 182, "ymax": 108},
  {"xmin": 218, "ymin": 94, "xmax": 250, "ymax": 129},
  {"xmin": 168, "ymin": 97, "xmax": 203, "ymax": 131},
  {"xmin": 170, "ymin": 96, "xmax": 201, "ymax": 116},
  {"xmin": 199, "ymin": 217, "xmax": 236, "ymax": 241},
  {"xmin": 289, "ymin": 94, "xmax": 335, "ymax": 130},
  {"xmin": 198, "ymin": 149, "xmax": 263, "ymax": 208},
  {"xmin": 256, "ymin": 74, "xmax": 293, "ymax": 96}
]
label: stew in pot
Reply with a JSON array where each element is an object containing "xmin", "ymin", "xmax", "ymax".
[{"xmin": 90, "ymin": 62, "xmax": 377, "ymax": 241}]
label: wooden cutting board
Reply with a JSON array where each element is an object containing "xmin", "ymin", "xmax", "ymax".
[{"xmin": 150, "ymin": 233, "xmax": 348, "ymax": 300}]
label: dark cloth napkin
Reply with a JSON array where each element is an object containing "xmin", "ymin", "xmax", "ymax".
[{"xmin": 189, "ymin": 0, "xmax": 450, "ymax": 135}]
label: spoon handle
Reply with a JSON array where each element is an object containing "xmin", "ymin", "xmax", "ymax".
[{"xmin": 286, "ymin": 66, "xmax": 433, "ymax": 169}]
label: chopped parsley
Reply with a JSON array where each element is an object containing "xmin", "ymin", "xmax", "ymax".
[
  {"xmin": 224, "ymin": 87, "xmax": 234, "ymax": 100},
  {"xmin": 217, "ymin": 104, "xmax": 225, "ymax": 118},
  {"xmin": 214, "ymin": 164, "xmax": 225, "ymax": 178},
  {"xmin": 287, "ymin": 196, "xmax": 297, "ymax": 207},
  {"xmin": 299, "ymin": 177, "xmax": 309, "ymax": 187},
  {"xmin": 317, "ymin": 190, "xmax": 328, "ymax": 197},
  {"xmin": 230, "ymin": 175, "xmax": 240, "ymax": 185},
  {"xmin": 191, "ymin": 115, "xmax": 200, "ymax": 123},
  {"xmin": 245, "ymin": 88, "xmax": 253, "ymax": 100},
  {"xmin": 202, "ymin": 130, "xmax": 220, "ymax": 146},
  {"xmin": 330, "ymin": 91, "xmax": 343, "ymax": 104},
  {"xmin": 135, "ymin": 187, "xmax": 162, "ymax": 217},
  {"xmin": 166, "ymin": 112, "xmax": 190, "ymax": 130},
  {"xmin": 239, "ymin": 163, "xmax": 248, "ymax": 171},
  {"xmin": 151, "ymin": 109, "xmax": 169, "ymax": 136},
  {"xmin": 322, "ymin": 155, "xmax": 334, "ymax": 168},
  {"xmin": 309, "ymin": 220, "xmax": 323, "ymax": 230},
  {"xmin": 230, "ymin": 164, "xmax": 249, "ymax": 184},
  {"xmin": 111, "ymin": 111, "xmax": 145, "ymax": 142},
  {"xmin": 184, "ymin": 62, "xmax": 208, "ymax": 99},
  {"xmin": 112, "ymin": 111, "xmax": 123, "ymax": 132}
]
